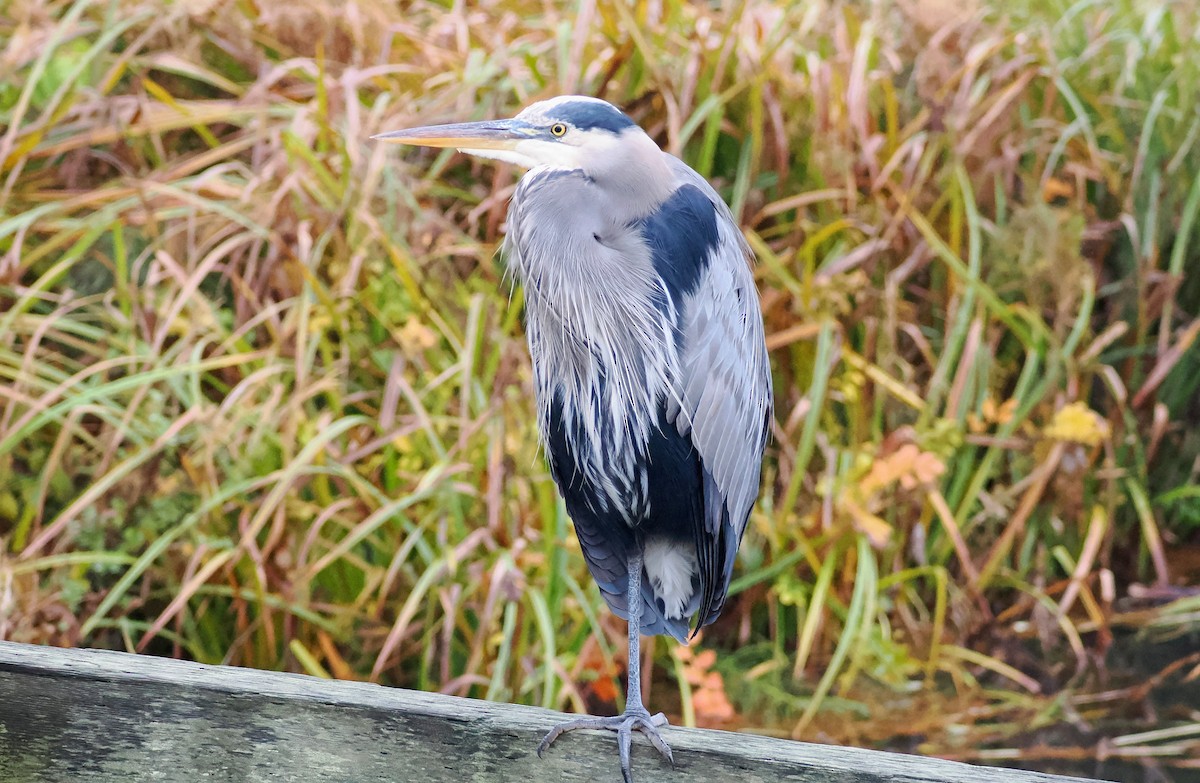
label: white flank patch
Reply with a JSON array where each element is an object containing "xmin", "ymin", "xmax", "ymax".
[{"xmin": 643, "ymin": 538, "xmax": 697, "ymax": 619}]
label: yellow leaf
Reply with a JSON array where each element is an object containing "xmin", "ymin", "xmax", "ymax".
[
  {"xmin": 904, "ymin": 450, "xmax": 946, "ymax": 488},
  {"xmin": 398, "ymin": 317, "xmax": 438, "ymax": 352},
  {"xmin": 843, "ymin": 497, "xmax": 892, "ymax": 548},
  {"xmin": 1044, "ymin": 402, "xmax": 1109, "ymax": 447},
  {"xmin": 861, "ymin": 443, "xmax": 945, "ymax": 494},
  {"xmin": 1042, "ymin": 177, "xmax": 1074, "ymax": 202}
]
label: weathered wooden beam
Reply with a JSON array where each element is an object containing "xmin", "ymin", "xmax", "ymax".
[{"xmin": 0, "ymin": 640, "xmax": 1102, "ymax": 782}]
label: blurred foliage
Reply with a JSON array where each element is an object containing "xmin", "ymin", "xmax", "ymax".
[{"xmin": 1, "ymin": 0, "xmax": 1199, "ymax": 770}]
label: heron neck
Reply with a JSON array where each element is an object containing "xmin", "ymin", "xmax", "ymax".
[{"xmin": 581, "ymin": 133, "xmax": 674, "ymax": 222}]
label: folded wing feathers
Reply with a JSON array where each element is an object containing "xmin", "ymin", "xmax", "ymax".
[
  {"xmin": 678, "ymin": 253, "xmax": 768, "ymax": 533},
  {"xmin": 669, "ymin": 205, "xmax": 771, "ymax": 631}
]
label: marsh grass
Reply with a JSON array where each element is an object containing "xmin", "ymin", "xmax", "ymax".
[{"xmin": 2, "ymin": 0, "xmax": 1199, "ymax": 769}]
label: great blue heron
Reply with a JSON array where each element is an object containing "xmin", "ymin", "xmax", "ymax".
[{"xmin": 374, "ymin": 95, "xmax": 771, "ymax": 782}]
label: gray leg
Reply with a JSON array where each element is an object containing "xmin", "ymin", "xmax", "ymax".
[{"xmin": 537, "ymin": 549, "xmax": 674, "ymax": 783}]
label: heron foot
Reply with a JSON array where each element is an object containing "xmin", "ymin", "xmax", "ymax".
[{"xmin": 536, "ymin": 708, "xmax": 673, "ymax": 783}]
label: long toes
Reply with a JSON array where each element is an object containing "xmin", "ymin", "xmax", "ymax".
[
  {"xmin": 536, "ymin": 712, "xmax": 673, "ymax": 776},
  {"xmin": 617, "ymin": 724, "xmax": 634, "ymax": 783},
  {"xmin": 536, "ymin": 725, "xmax": 563, "ymax": 757},
  {"xmin": 537, "ymin": 717, "xmax": 620, "ymax": 757},
  {"xmin": 538, "ymin": 722, "xmax": 581, "ymax": 756},
  {"xmin": 626, "ymin": 715, "xmax": 673, "ymax": 767},
  {"xmin": 642, "ymin": 727, "xmax": 674, "ymax": 767}
]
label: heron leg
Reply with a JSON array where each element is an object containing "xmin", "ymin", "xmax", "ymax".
[{"xmin": 536, "ymin": 549, "xmax": 674, "ymax": 783}]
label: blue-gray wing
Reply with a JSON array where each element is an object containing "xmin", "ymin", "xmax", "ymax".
[{"xmin": 662, "ymin": 158, "xmax": 772, "ymax": 628}]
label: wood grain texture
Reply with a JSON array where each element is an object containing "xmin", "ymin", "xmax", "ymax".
[{"xmin": 0, "ymin": 641, "xmax": 1104, "ymax": 782}]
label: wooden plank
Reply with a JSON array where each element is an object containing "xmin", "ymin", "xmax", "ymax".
[{"xmin": 0, "ymin": 641, "xmax": 1103, "ymax": 782}]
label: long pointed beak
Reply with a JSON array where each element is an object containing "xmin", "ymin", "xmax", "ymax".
[{"xmin": 371, "ymin": 119, "xmax": 533, "ymax": 150}]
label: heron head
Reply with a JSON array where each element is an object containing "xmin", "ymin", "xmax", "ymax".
[{"xmin": 373, "ymin": 95, "xmax": 649, "ymax": 171}]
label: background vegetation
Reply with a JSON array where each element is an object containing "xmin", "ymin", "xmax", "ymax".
[{"xmin": 2, "ymin": 0, "xmax": 1199, "ymax": 777}]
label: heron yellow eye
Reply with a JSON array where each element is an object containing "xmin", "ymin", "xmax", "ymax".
[{"xmin": 550, "ymin": 123, "xmax": 568, "ymax": 137}]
